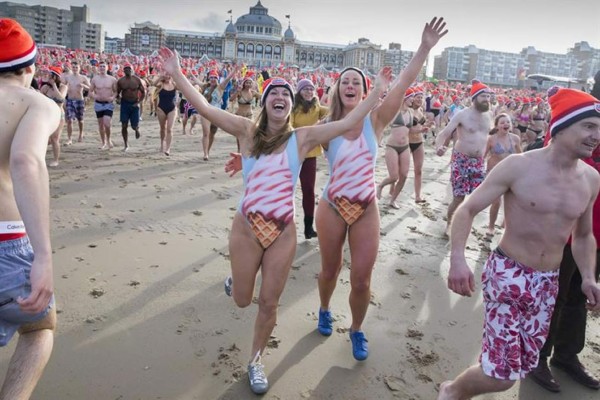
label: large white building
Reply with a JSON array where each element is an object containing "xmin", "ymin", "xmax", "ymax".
[{"xmin": 122, "ymin": 1, "xmax": 421, "ymax": 75}]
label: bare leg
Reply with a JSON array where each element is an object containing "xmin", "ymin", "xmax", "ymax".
[
  {"xmin": 0, "ymin": 312, "xmax": 56, "ymax": 400},
  {"xmin": 388, "ymin": 149, "xmax": 410, "ymax": 208},
  {"xmin": 48, "ymin": 119, "xmax": 63, "ymax": 167},
  {"xmin": 488, "ymin": 197, "xmax": 501, "ymax": 236},
  {"xmin": 201, "ymin": 117, "xmax": 211, "ymax": 160},
  {"xmin": 377, "ymin": 147, "xmax": 399, "ymax": 200},
  {"xmin": 438, "ymin": 364, "xmax": 515, "ymax": 400},
  {"xmin": 103, "ymin": 116, "xmax": 113, "ymax": 148},
  {"xmin": 412, "ymin": 145, "xmax": 425, "ymax": 202},
  {"xmin": 157, "ymin": 108, "xmax": 167, "ymax": 152},
  {"xmin": 65, "ymin": 119, "xmax": 73, "ymax": 145},
  {"xmin": 77, "ymin": 120, "xmax": 84, "ymax": 142},
  {"xmin": 97, "ymin": 118, "xmax": 106, "ymax": 148},
  {"xmin": 121, "ymin": 123, "xmax": 129, "ymax": 151},
  {"xmin": 164, "ymin": 110, "xmax": 176, "ymax": 155}
]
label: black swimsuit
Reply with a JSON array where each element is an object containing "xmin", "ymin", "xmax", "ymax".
[{"xmin": 158, "ymin": 88, "xmax": 177, "ymax": 114}]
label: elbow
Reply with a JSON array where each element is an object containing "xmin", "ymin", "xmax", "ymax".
[{"xmin": 10, "ymin": 152, "xmax": 43, "ymax": 174}]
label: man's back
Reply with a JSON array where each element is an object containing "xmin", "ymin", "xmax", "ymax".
[{"xmin": 0, "ymin": 82, "xmax": 60, "ymax": 221}]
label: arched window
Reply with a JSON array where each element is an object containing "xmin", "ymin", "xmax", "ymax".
[
  {"xmin": 237, "ymin": 43, "xmax": 245, "ymax": 57},
  {"xmin": 247, "ymin": 43, "xmax": 254, "ymax": 56},
  {"xmin": 256, "ymin": 44, "xmax": 263, "ymax": 59},
  {"xmin": 274, "ymin": 45, "xmax": 281, "ymax": 55}
]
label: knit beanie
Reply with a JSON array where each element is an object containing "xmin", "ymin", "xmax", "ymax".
[{"xmin": 0, "ymin": 18, "xmax": 37, "ymax": 73}]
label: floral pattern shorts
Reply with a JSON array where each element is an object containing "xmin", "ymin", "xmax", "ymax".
[
  {"xmin": 450, "ymin": 151, "xmax": 485, "ymax": 197},
  {"xmin": 480, "ymin": 248, "xmax": 559, "ymax": 380}
]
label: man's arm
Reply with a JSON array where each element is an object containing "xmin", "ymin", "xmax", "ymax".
[
  {"xmin": 448, "ymin": 156, "xmax": 517, "ymax": 296},
  {"xmin": 571, "ymin": 170, "xmax": 600, "ymax": 310},
  {"xmin": 11, "ymin": 98, "xmax": 60, "ymax": 313},
  {"xmin": 137, "ymin": 77, "xmax": 146, "ymax": 102},
  {"xmin": 435, "ymin": 110, "xmax": 462, "ymax": 154}
]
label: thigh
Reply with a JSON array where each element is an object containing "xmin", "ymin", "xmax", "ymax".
[
  {"xmin": 398, "ymin": 148, "xmax": 411, "ymax": 176},
  {"xmin": 412, "ymin": 145, "xmax": 424, "ymax": 170},
  {"xmin": 315, "ymin": 199, "xmax": 348, "ymax": 272},
  {"xmin": 229, "ymin": 213, "xmax": 265, "ymax": 301},
  {"xmin": 19, "ymin": 307, "xmax": 56, "ymax": 334},
  {"xmin": 384, "ymin": 148, "xmax": 399, "ymax": 176},
  {"xmin": 347, "ymin": 202, "xmax": 380, "ymax": 280},
  {"xmin": 299, "ymin": 158, "xmax": 316, "ymax": 188},
  {"xmin": 257, "ymin": 223, "xmax": 297, "ymax": 305}
]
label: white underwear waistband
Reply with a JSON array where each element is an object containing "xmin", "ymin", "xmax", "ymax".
[{"xmin": 0, "ymin": 221, "xmax": 26, "ymax": 234}]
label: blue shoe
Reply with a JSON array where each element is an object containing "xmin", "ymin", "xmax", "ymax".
[
  {"xmin": 317, "ymin": 308, "xmax": 333, "ymax": 336},
  {"xmin": 349, "ymin": 330, "xmax": 368, "ymax": 360},
  {"xmin": 224, "ymin": 276, "xmax": 233, "ymax": 297}
]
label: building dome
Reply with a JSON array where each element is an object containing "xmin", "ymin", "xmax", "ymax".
[
  {"xmin": 284, "ymin": 26, "xmax": 295, "ymax": 39},
  {"xmin": 225, "ymin": 21, "xmax": 237, "ymax": 34},
  {"xmin": 235, "ymin": 1, "xmax": 282, "ymax": 32}
]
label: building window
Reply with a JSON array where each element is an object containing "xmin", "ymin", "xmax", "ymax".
[
  {"xmin": 248, "ymin": 26, "xmax": 254, "ymax": 33},
  {"xmin": 257, "ymin": 26, "xmax": 263, "ymax": 34},
  {"xmin": 274, "ymin": 46, "xmax": 281, "ymax": 55},
  {"xmin": 247, "ymin": 43, "xmax": 254, "ymax": 56},
  {"xmin": 237, "ymin": 43, "xmax": 245, "ymax": 56}
]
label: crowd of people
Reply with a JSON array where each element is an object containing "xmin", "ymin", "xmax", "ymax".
[{"xmin": 2, "ymin": 15, "xmax": 600, "ymax": 399}]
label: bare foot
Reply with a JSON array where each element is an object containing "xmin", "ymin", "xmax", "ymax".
[
  {"xmin": 48, "ymin": 161, "xmax": 59, "ymax": 167},
  {"xmin": 486, "ymin": 226, "xmax": 495, "ymax": 237},
  {"xmin": 389, "ymin": 201, "xmax": 400, "ymax": 209},
  {"xmin": 437, "ymin": 381, "xmax": 455, "ymax": 400},
  {"xmin": 64, "ymin": 140, "xmax": 72, "ymax": 146},
  {"xmin": 108, "ymin": 141, "xmax": 114, "ymax": 149},
  {"xmin": 376, "ymin": 184, "xmax": 383, "ymax": 200},
  {"xmin": 100, "ymin": 144, "xmax": 109, "ymax": 150},
  {"xmin": 444, "ymin": 224, "xmax": 451, "ymax": 238},
  {"xmin": 203, "ymin": 155, "xmax": 209, "ymax": 161},
  {"xmin": 123, "ymin": 147, "xmax": 129, "ymax": 152},
  {"xmin": 415, "ymin": 198, "xmax": 427, "ymax": 204},
  {"xmin": 135, "ymin": 130, "xmax": 141, "ymax": 139},
  {"xmin": 77, "ymin": 136, "xmax": 83, "ymax": 142}
]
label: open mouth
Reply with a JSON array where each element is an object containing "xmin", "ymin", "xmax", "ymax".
[{"xmin": 273, "ymin": 103, "xmax": 285, "ymax": 110}]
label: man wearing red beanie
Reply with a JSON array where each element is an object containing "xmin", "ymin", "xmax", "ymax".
[
  {"xmin": 435, "ymin": 80, "xmax": 494, "ymax": 236},
  {"xmin": 438, "ymin": 87, "xmax": 600, "ymax": 399},
  {"xmin": 0, "ymin": 18, "xmax": 59, "ymax": 398}
]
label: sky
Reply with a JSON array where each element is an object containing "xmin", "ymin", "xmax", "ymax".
[{"xmin": 16, "ymin": 0, "xmax": 600, "ymax": 56}]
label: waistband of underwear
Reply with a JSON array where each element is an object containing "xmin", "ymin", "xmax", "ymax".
[
  {"xmin": 0, "ymin": 221, "xmax": 25, "ymax": 234},
  {"xmin": 95, "ymin": 100, "xmax": 112, "ymax": 104},
  {"xmin": 0, "ymin": 232, "xmax": 27, "ymax": 242}
]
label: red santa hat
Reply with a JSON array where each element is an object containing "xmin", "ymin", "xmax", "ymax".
[
  {"xmin": 0, "ymin": 18, "xmax": 37, "ymax": 73},
  {"xmin": 548, "ymin": 86, "xmax": 600, "ymax": 137},
  {"xmin": 469, "ymin": 79, "xmax": 490, "ymax": 99}
]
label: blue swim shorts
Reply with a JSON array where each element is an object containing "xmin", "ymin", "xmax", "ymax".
[{"xmin": 0, "ymin": 237, "xmax": 54, "ymax": 347}]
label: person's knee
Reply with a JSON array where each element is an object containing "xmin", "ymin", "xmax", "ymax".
[
  {"xmin": 233, "ymin": 294, "xmax": 252, "ymax": 309},
  {"xmin": 350, "ymin": 275, "xmax": 371, "ymax": 294},
  {"xmin": 320, "ymin": 264, "xmax": 342, "ymax": 282},
  {"xmin": 18, "ymin": 308, "xmax": 57, "ymax": 336},
  {"xmin": 257, "ymin": 296, "xmax": 278, "ymax": 316}
]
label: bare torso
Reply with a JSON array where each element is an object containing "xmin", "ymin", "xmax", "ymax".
[
  {"xmin": 454, "ymin": 108, "xmax": 494, "ymax": 157},
  {"xmin": 91, "ymin": 74, "xmax": 117, "ymax": 102},
  {"xmin": 498, "ymin": 150, "xmax": 597, "ymax": 270},
  {"xmin": 65, "ymin": 73, "xmax": 90, "ymax": 100},
  {"xmin": 118, "ymin": 76, "xmax": 144, "ymax": 102}
]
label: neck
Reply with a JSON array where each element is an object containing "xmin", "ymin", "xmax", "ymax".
[{"xmin": 548, "ymin": 142, "xmax": 579, "ymax": 170}]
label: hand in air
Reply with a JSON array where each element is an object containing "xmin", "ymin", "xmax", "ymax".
[
  {"xmin": 373, "ymin": 66, "xmax": 393, "ymax": 93},
  {"xmin": 422, "ymin": 17, "xmax": 449, "ymax": 49},
  {"xmin": 158, "ymin": 48, "xmax": 180, "ymax": 76}
]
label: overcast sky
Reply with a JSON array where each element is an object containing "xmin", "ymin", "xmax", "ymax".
[{"xmin": 18, "ymin": 0, "xmax": 600, "ymax": 55}]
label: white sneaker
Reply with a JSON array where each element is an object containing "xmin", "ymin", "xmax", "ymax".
[{"xmin": 247, "ymin": 352, "xmax": 268, "ymax": 394}]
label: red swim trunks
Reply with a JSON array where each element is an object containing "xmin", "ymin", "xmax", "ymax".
[{"xmin": 480, "ymin": 248, "xmax": 559, "ymax": 380}]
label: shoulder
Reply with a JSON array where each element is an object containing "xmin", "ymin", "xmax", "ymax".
[{"xmin": 509, "ymin": 133, "xmax": 521, "ymax": 141}]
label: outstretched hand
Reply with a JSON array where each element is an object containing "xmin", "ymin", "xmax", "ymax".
[
  {"xmin": 422, "ymin": 17, "xmax": 448, "ymax": 50},
  {"xmin": 158, "ymin": 47, "xmax": 180, "ymax": 76},
  {"xmin": 224, "ymin": 152, "xmax": 243, "ymax": 177},
  {"xmin": 374, "ymin": 66, "xmax": 393, "ymax": 93}
]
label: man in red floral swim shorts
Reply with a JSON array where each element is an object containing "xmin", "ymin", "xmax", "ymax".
[{"xmin": 437, "ymin": 87, "xmax": 600, "ymax": 399}]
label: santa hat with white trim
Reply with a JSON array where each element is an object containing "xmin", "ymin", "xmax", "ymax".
[
  {"xmin": 548, "ymin": 86, "xmax": 600, "ymax": 137},
  {"xmin": 0, "ymin": 19, "xmax": 37, "ymax": 73},
  {"xmin": 469, "ymin": 79, "xmax": 490, "ymax": 99}
]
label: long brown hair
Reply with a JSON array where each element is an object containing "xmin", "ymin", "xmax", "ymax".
[{"xmin": 250, "ymin": 108, "xmax": 294, "ymax": 158}]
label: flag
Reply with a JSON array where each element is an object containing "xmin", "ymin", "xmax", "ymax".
[
  {"xmin": 227, "ymin": 9, "xmax": 232, "ymax": 13},
  {"xmin": 285, "ymin": 14, "xmax": 290, "ymax": 18}
]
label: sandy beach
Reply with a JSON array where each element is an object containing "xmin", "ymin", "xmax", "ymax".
[{"xmin": 1, "ymin": 105, "xmax": 599, "ymax": 400}]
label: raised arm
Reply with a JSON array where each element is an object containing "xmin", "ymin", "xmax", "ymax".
[
  {"xmin": 297, "ymin": 67, "xmax": 393, "ymax": 158},
  {"xmin": 11, "ymin": 97, "xmax": 61, "ymax": 313},
  {"xmin": 159, "ymin": 48, "xmax": 252, "ymax": 138},
  {"xmin": 371, "ymin": 17, "xmax": 448, "ymax": 134},
  {"xmin": 448, "ymin": 156, "xmax": 519, "ymax": 297},
  {"xmin": 218, "ymin": 66, "xmax": 238, "ymax": 92}
]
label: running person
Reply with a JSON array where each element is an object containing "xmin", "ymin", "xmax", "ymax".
[
  {"xmin": 438, "ymin": 87, "xmax": 600, "ymax": 400},
  {"xmin": 159, "ymin": 46, "xmax": 391, "ymax": 395},
  {"xmin": 153, "ymin": 72, "xmax": 178, "ymax": 155},
  {"xmin": 89, "ymin": 61, "xmax": 117, "ymax": 150},
  {"xmin": 315, "ymin": 18, "xmax": 447, "ymax": 361},
  {"xmin": 483, "ymin": 113, "xmax": 522, "ymax": 237},
  {"xmin": 64, "ymin": 61, "xmax": 90, "ymax": 144},
  {"xmin": 39, "ymin": 66, "xmax": 66, "ymax": 166},
  {"xmin": 0, "ymin": 19, "xmax": 59, "ymax": 399},
  {"xmin": 116, "ymin": 63, "xmax": 145, "ymax": 152}
]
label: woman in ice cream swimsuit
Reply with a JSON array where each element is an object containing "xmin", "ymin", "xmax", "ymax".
[
  {"xmin": 159, "ymin": 46, "xmax": 391, "ymax": 395},
  {"xmin": 314, "ymin": 17, "xmax": 448, "ymax": 362}
]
